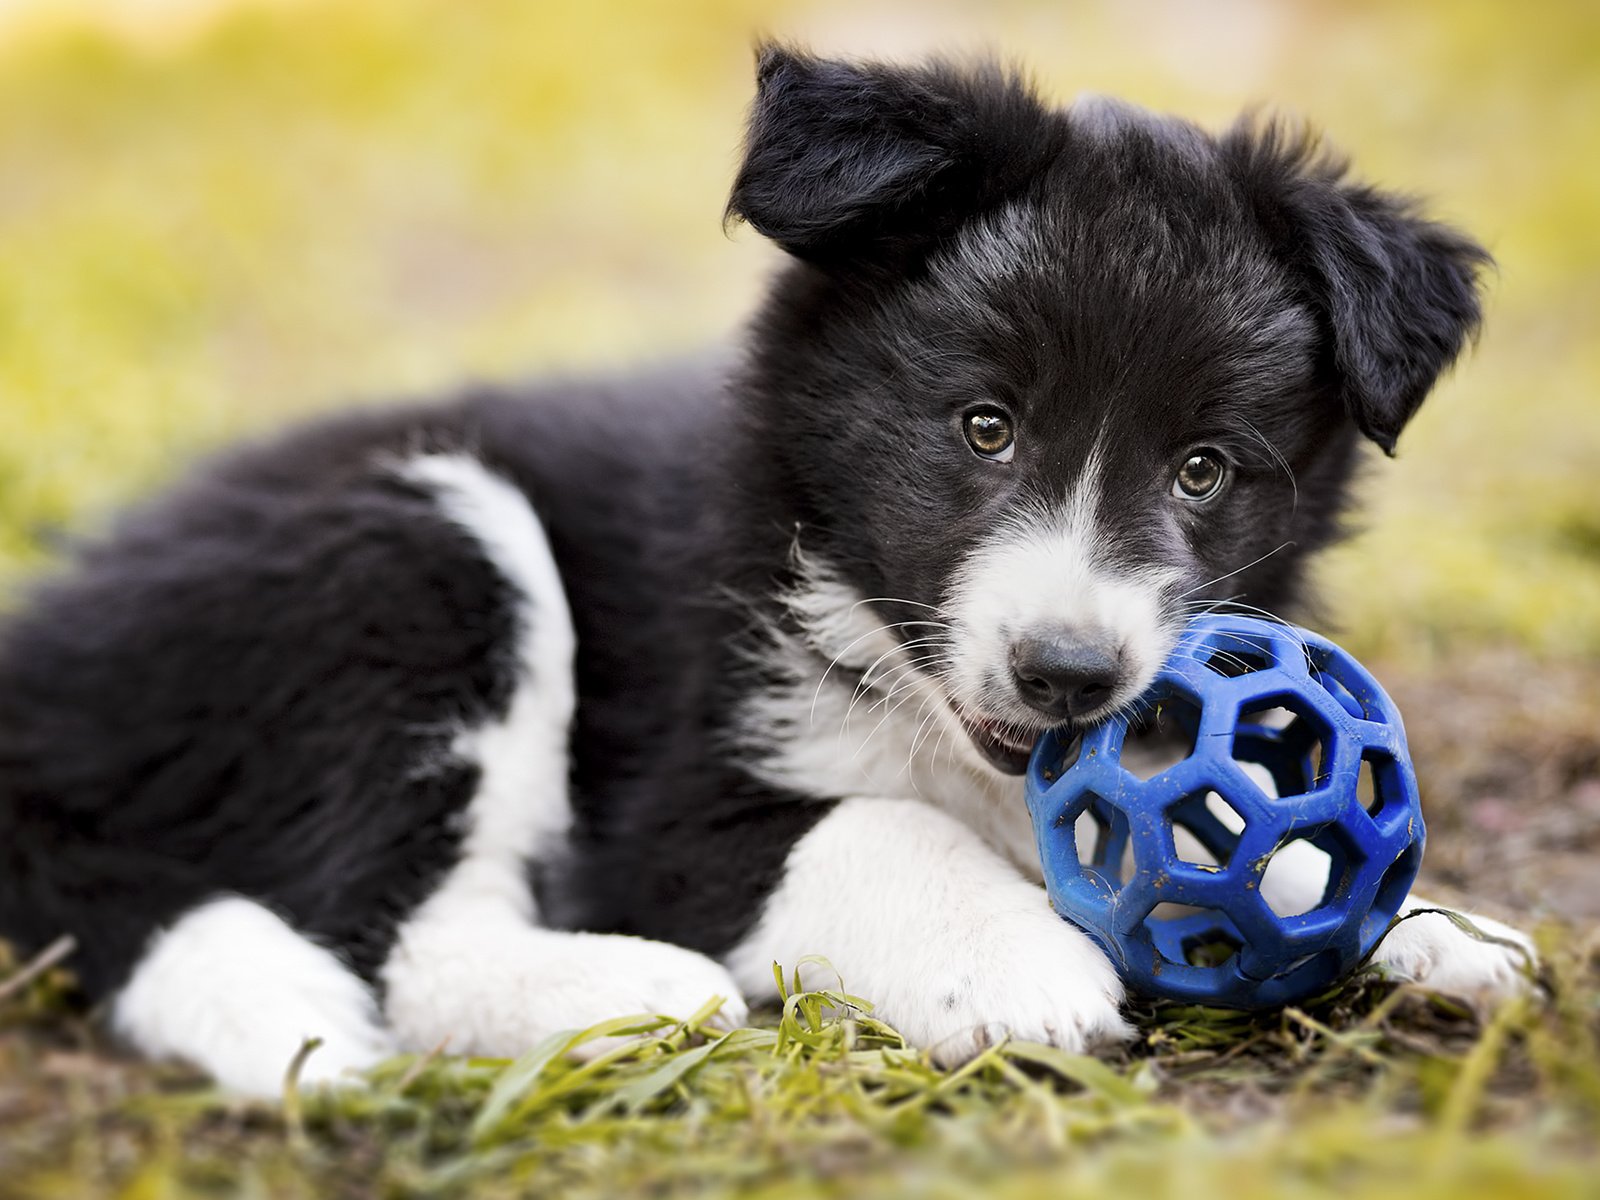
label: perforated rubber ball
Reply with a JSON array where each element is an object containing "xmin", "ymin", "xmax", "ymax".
[{"xmin": 1023, "ymin": 614, "xmax": 1425, "ymax": 1009}]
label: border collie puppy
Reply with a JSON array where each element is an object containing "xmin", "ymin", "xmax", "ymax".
[{"xmin": 0, "ymin": 47, "xmax": 1533, "ymax": 1094}]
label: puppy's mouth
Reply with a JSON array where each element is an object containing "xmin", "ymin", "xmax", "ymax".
[{"xmin": 956, "ymin": 712, "xmax": 1043, "ymax": 776}]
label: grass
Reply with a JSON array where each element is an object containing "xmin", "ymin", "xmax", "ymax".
[
  {"xmin": 0, "ymin": 0, "xmax": 1597, "ymax": 1196},
  {"xmin": 3, "ymin": 946, "xmax": 1598, "ymax": 1198}
]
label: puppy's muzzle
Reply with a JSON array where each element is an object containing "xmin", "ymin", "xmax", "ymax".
[{"xmin": 1008, "ymin": 626, "xmax": 1126, "ymax": 721}]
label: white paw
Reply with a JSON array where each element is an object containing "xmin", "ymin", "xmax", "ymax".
[
  {"xmin": 289, "ymin": 1028, "xmax": 398, "ymax": 1092},
  {"xmin": 383, "ymin": 920, "xmax": 747, "ymax": 1058},
  {"xmin": 1372, "ymin": 902, "xmax": 1537, "ymax": 1002},
  {"xmin": 112, "ymin": 896, "xmax": 395, "ymax": 1098},
  {"xmin": 201, "ymin": 1012, "xmax": 393, "ymax": 1097},
  {"xmin": 546, "ymin": 932, "xmax": 752, "ymax": 1059},
  {"xmin": 899, "ymin": 907, "xmax": 1133, "ymax": 1067},
  {"xmin": 726, "ymin": 797, "xmax": 1131, "ymax": 1069}
]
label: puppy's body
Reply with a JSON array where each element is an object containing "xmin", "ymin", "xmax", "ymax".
[{"xmin": 0, "ymin": 51, "xmax": 1531, "ymax": 1092}]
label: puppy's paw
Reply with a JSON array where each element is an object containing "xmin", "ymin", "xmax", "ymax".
[
  {"xmin": 725, "ymin": 797, "xmax": 1131, "ymax": 1068},
  {"xmin": 882, "ymin": 908, "xmax": 1132, "ymax": 1067},
  {"xmin": 384, "ymin": 923, "xmax": 748, "ymax": 1059},
  {"xmin": 111, "ymin": 895, "xmax": 396, "ymax": 1098},
  {"xmin": 291, "ymin": 1028, "xmax": 398, "ymax": 1092},
  {"xmin": 1371, "ymin": 903, "xmax": 1537, "ymax": 1003},
  {"xmin": 549, "ymin": 932, "xmax": 751, "ymax": 1059}
]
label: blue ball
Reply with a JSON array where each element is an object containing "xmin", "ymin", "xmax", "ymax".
[{"xmin": 1023, "ymin": 615, "xmax": 1425, "ymax": 1009}]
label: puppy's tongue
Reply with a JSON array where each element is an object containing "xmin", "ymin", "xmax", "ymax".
[{"xmin": 960, "ymin": 714, "xmax": 1038, "ymax": 775}]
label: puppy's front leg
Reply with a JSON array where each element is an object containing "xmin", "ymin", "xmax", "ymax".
[
  {"xmin": 724, "ymin": 797, "xmax": 1131, "ymax": 1064},
  {"xmin": 1259, "ymin": 838, "xmax": 1536, "ymax": 1001},
  {"xmin": 1369, "ymin": 894, "xmax": 1537, "ymax": 1000}
]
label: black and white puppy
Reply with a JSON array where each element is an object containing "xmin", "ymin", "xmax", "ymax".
[{"xmin": 0, "ymin": 48, "xmax": 1532, "ymax": 1094}]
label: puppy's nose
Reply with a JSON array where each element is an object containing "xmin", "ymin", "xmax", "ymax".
[{"xmin": 1009, "ymin": 629, "xmax": 1124, "ymax": 720}]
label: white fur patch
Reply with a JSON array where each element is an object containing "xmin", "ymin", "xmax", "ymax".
[
  {"xmin": 383, "ymin": 916, "xmax": 747, "ymax": 1057},
  {"xmin": 112, "ymin": 896, "xmax": 392, "ymax": 1097},
  {"xmin": 1371, "ymin": 900, "xmax": 1537, "ymax": 1000},
  {"xmin": 397, "ymin": 453, "xmax": 577, "ymax": 914},
  {"xmin": 737, "ymin": 548, "xmax": 1044, "ymax": 879},
  {"xmin": 382, "ymin": 454, "xmax": 745, "ymax": 1054},
  {"xmin": 944, "ymin": 450, "xmax": 1182, "ymax": 730},
  {"xmin": 725, "ymin": 796, "xmax": 1130, "ymax": 1065}
]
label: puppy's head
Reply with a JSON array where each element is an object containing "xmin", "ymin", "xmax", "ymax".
[{"xmin": 729, "ymin": 47, "xmax": 1488, "ymax": 775}]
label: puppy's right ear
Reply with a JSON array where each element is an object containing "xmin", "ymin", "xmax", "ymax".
[
  {"xmin": 1224, "ymin": 121, "xmax": 1491, "ymax": 455},
  {"xmin": 726, "ymin": 45, "xmax": 1056, "ymax": 265}
]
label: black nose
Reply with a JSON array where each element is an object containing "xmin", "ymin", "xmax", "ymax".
[{"xmin": 1009, "ymin": 630, "xmax": 1124, "ymax": 720}]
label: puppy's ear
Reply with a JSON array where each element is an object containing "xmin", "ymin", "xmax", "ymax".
[
  {"xmin": 726, "ymin": 44, "xmax": 1056, "ymax": 264},
  {"xmin": 1226, "ymin": 122, "xmax": 1491, "ymax": 454}
]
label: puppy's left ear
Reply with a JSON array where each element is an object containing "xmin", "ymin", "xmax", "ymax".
[
  {"xmin": 1227, "ymin": 123, "xmax": 1492, "ymax": 454},
  {"xmin": 727, "ymin": 45, "xmax": 1058, "ymax": 266}
]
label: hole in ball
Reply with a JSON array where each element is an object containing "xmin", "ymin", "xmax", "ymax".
[
  {"xmin": 1183, "ymin": 930, "xmax": 1244, "ymax": 969},
  {"xmin": 1259, "ymin": 823, "xmax": 1365, "ymax": 919},
  {"xmin": 1143, "ymin": 903, "xmax": 1243, "ymax": 970},
  {"xmin": 1125, "ymin": 691, "xmax": 1203, "ymax": 781},
  {"xmin": 1234, "ymin": 694, "xmax": 1334, "ymax": 798},
  {"xmin": 1168, "ymin": 791, "xmax": 1246, "ymax": 870},
  {"xmin": 1070, "ymin": 793, "xmax": 1136, "ymax": 886}
]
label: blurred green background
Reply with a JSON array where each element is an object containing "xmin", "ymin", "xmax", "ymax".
[{"xmin": 0, "ymin": 0, "xmax": 1596, "ymax": 665}]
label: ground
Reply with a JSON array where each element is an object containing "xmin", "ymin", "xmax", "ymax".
[
  {"xmin": 0, "ymin": 1, "xmax": 1597, "ymax": 1196},
  {"xmin": 3, "ymin": 907, "xmax": 1597, "ymax": 1198}
]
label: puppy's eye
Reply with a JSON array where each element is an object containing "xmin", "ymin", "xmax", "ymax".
[
  {"xmin": 963, "ymin": 407, "xmax": 1015, "ymax": 462},
  {"xmin": 1172, "ymin": 450, "xmax": 1228, "ymax": 501}
]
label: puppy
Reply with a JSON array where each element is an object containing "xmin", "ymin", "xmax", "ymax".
[{"xmin": 0, "ymin": 47, "xmax": 1531, "ymax": 1094}]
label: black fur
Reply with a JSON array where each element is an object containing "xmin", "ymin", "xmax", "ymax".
[
  {"xmin": 727, "ymin": 47, "xmax": 1059, "ymax": 265},
  {"xmin": 1222, "ymin": 122, "xmax": 1491, "ymax": 454},
  {"xmin": 0, "ymin": 406, "xmax": 513, "ymax": 992},
  {"xmin": 0, "ymin": 47, "xmax": 1488, "ymax": 1005}
]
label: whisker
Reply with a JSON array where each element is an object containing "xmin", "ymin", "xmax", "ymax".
[
  {"xmin": 862, "ymin": 658, "xmax": 957, "ymax": 714},
  {"xmin": 853, "ymin": 636, "xmax": 945, "ymax": 692},
  {"xmin": 847, "ymin": 596, "xmax": 954, "ymax": 619},
  {"xmin": 906, "ymin": 695, "xmax": 950, "ymax": 793},
  {"xmin": 892, "ymin": 691, "xmax": 941, "ymax": 797},
  {"xmin": 842, "ymin": 663, "xmax": 946, "ymax": 755},
  {"xmin": 842, "ymin": 639, "xmax": 946, "ymax": 733},
  {"xmin": 1176, "ymin": 540, "xmax": 1295, "ymax": 601},
  {"xmin": 1237, "ymin": 417, "xmax": 1299, "ymax": 514},
  {"xmin": 848, "ymin": 659, "xmax": 956, "ymax": 766},
  {"xmin": 808, "ymin": 620, "xmax": 949, "ymax": 727}
]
